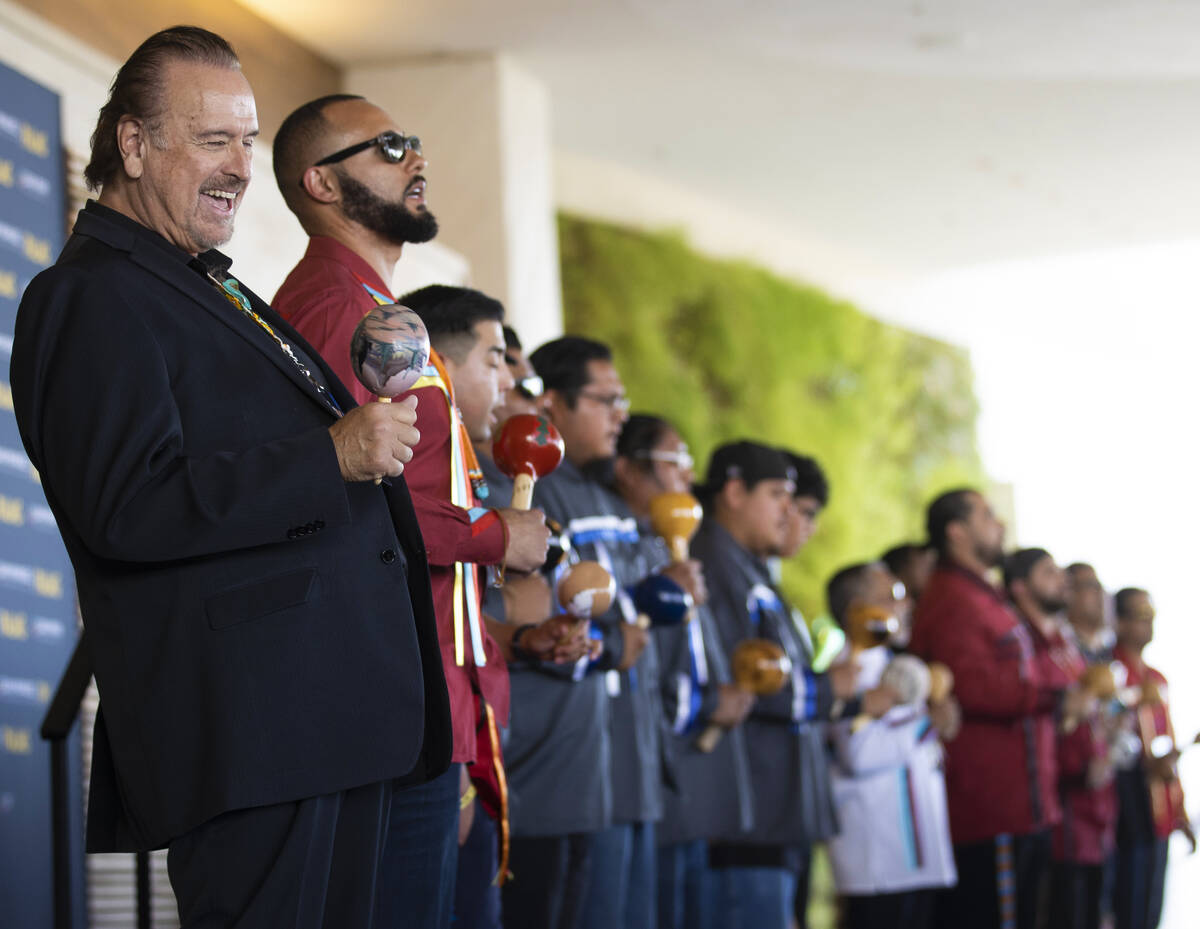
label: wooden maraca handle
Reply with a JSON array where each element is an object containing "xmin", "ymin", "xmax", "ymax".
[
  {"xmin": 512, "ymin": 474, "xmax": 534, "ymax": 510},
  {"xmin": 369, "ymin": 398, "xmax": 393, "ymax": 487},
  {"xmin": 669, "ymin": 537, "xmax": 689, "ymax": 563},
  {"xmin": 696, "ymin": 722, "xmax": 724, "ymax": 754}
]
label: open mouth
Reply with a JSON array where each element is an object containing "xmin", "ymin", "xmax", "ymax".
[
  {"xmin": 201, "ymin": 188, "xmax": 239, "ymax": 214},
  {"xmin": 405, "ymin": 178, "xmax": 426, "ymax": 206}
]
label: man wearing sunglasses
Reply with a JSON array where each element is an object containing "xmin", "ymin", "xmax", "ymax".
[
  {"xmin": 272, "ymin": 94, "xmax": 435, "ymax": 381},
  {"xmin": 271, "ymin": 95, "xmax": 550, "ymax": 929}
]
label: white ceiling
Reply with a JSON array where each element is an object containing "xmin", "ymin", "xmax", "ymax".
[{"xmin": 238, "ymin": 0, "xmax": 1200, "ymax": 280}]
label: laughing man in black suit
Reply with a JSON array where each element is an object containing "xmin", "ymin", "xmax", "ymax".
[{"xmin": 10, "ymin": 26, "xmax": 452, "ymax": 927}]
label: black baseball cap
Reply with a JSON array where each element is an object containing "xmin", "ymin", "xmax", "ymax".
[{"xmin": 696, "ymin": 440, "xmax": 797, "ymax": 500}]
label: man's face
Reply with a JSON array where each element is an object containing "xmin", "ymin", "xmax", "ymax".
[
  {"xmin": 962, "ymin": 492, "xmax": 1006, "ymax": 567},
  {"xmin": 131, "ymin": 62, "xmax": 257, "ymax": 254},
  {"xmin": 493, "ymin": 348, "xmax": 540, "ymax": 425},
  {"xmin": 1066, "ymin": 566, "xmax": 1105, "ymax": 626},
  {"xmin": 445, "ymin": 321, "xmax": 511, "ymax": 443},
  {"xmin": 1118, "ymin": 592, "xmax": 1156, "ymax": 650},
  {"xmin": 774, "ymin": 494, "xmax": 822, "ymax": 558},
  {"xmin": 726, "ymin": 477, "xmax": 795, "ymax": 558},
  {"xmin": 545, "ymin": 360, "xmax": 629, "ymax": 466},
  {"xmin": 898, "ymin": 549, "xmax": 937, "ymax": 602},
  {"xmin": 1025, "ymin": 556, "xmax": 1068, "ymax": 613},
  {"xmin": 321, "ymin": 100, "xmax": 436, "ymax": 244},
  {"xmin": 646, "ymin": 429, "xmax": 694, "ymax": 496},
  {"xmin": 614, "ymin": 427, "xmax": 693, "ymax": 515},
  {"xmin": 851, "ymin": 566, "xmax": 906, "ymax": 643}
]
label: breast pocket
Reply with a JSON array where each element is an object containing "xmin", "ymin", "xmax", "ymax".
[{"xmin": 205, "ymin": 567, "xmax": 318, "ymax": 630}]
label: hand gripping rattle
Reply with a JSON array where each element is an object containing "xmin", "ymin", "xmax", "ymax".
[{"xmin": 348, "ymin": 304, "xmax": 431, "ymax": 484}]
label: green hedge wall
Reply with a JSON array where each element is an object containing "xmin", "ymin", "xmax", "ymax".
[{"xmin": 558, "ymin": 213, "xmax": 985, "ymax": 618}]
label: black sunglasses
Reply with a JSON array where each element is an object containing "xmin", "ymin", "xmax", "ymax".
[
  {"xmin": 514, "ymin": 375, "xmax": 544, "ymax": 401},
  {"xmin": 313, "ymin": 130, "xmax": 421, "ymax": 168}
]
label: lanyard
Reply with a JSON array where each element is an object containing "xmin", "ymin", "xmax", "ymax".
[
  {"xmin": 747, "ymin": 581, "xmax": 806, "ymax": 722},
  {"xmin": 207, "ymin": 270, "xmax": 343, "ymax": 417},
  {"xmin": 687, "ymin": 608, "xmax": 709, "ymax": 686},
  {"xmin": 411, "ymin": 355, "xmax": 489, "ymax": 668}
]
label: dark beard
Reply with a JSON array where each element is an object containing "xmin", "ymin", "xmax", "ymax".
[
  {"xmin": 1037, "ymin": 594, "xmax": 1068, "ymax": 614},
  {"xmin": 977, "ymin": 539, "xmax": 1004, "ymax": 568},
  {"xmin": 336, "ymin": 169, "xmax": 438, "ymax": 244}
]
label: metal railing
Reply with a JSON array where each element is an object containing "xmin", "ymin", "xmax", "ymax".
[{"xmin": 41, "ymin": 634, "xmax": 150, "ymax": 929}]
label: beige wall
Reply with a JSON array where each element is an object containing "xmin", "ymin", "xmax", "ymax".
[{"xmin": 347, "ymin": 54, "xmax": 563, "ymax": 347}]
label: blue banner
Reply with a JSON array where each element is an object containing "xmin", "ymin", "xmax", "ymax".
[{"xmin": 0, "ymin": 58, "xmax": 84, "ymax": 929}]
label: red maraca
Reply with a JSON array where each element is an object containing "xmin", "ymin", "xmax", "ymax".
[
  {"xmin": 492, "ymin": 414, "xmax": 565, "ymax": 509},
  {"xmin": 348, "ymin": 303, "xmax": 431, "ymax": 484},
  {"xmin": 349, "ymin": 303, "xmax": 431, "ymax": 401}
]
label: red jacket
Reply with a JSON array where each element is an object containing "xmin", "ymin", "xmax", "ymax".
[
  {"xmin": 1114, "ymin": 646, "xmax": 1188, "ymax": 840},
  {"xmin": 911, "ymin": 562, "xmax": 1063, "ymax": 845},
  {"xmin": 401, "ymin": 364, "xmax": 510, "ymax": 762},
  {"xmin": 1054, "ymin": 714, "xmax": 1118, "ymax": 864},
  {"xmin": 275, "ymin": 238, "xmax": 509, "ymax": 763}
]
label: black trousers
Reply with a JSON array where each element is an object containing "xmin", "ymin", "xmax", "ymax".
[
  {"xmin": 1114, "ymin": 838, "xmax": 1169, "ymax": 929},
  {"xmin": 502, "ymin": 833, "xmax": 594, "ymax": 929},
  {"xmin": 1048, "ymin": 861, "xmax": 1103, "ymax": 929},
  {"xmin": 167, "ymin": 780, "xmax": 391, "ymax": 929},
  {"xmin": 845, "ymin": 888, "xmax": 936, "ymax": 929},
  {"xmin": 933, "ymin": 831, "xmax": 1050, "ymax": 929}
]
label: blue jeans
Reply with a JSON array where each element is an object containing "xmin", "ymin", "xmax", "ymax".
[
  {"xmin": 376, "ymin": 763, "xmax": 461, "ymax": 929},
  {"xmin": 657, "ymin": 839, "xmax": 712, "ymax": 929},
  {"xmin": 454, "ymin": 809, "xmax": 502, "ymax": 929},
  {"xmin": 579, "ymin": 822, "xmax": 657, "ymax": 929},
  {"xmin": 712, "ymin": 865, "xmax": 796, "ymax": 929}
]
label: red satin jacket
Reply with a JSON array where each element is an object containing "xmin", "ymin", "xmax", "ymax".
[{"xmin": 911, "ymin": 561, "xmax": 1064, "ymax": 845}]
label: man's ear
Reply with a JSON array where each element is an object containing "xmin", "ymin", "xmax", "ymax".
[
  {"xmin": 300, "ymin": 165, "xmax": 340, "ymax": 205},
  {"xmin": 541, "ymin": 389, "xmax": 565, "ymax": 424},
  {"xmin": 944, "ymin": 520, "xmax": 967, "ymax": 552},
  {"xmin": 719, "ymin": 478, "xmax": 746, "ymax": 512},
  {"xmin": 612, "ymin": 455, "xmax": 634, "ymax": 487},
  {"xmin": 115, "ymin": 115, "xmax": 148, "ymax": 180}
]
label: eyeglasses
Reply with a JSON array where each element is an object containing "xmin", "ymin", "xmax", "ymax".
[
  {"xmin": 635, "ymin": 449, "xmax": 694, "ymax": 470},
  {"xmin": 578, "ymin": 391, "xmax": 631, "ymax": 413},
  {"xmin": 514, "ymin": 375, "xmax": 544, "ymax": 400},
  {"xmin": 313, "ymin": 130, "xmax": 422, "ymax": 168}
]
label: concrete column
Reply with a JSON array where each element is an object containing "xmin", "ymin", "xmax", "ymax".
[{"xmin": 346, "ymin": 53, "xmax": 563, "ymax": 349}]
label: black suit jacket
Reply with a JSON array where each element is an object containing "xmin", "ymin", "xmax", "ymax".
[{"xmin": 10, "ymin": 202, "xmax": 451, "ymax": 851}]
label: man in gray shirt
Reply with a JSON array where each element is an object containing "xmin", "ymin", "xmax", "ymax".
[{"xmin": 695, "ymin": 442, "xmax": 893, "ymax": 929}]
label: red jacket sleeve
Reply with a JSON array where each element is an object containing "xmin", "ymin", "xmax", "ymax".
[
  {"xmin": 409, "ymin": 492, "xmax": 507, "ymax": 566},
  {"xmin": 402, "ymin": 383, "xmax": 507, "ymax": 567},
  {"xmin": 1057, "ymin": 721, "xmax": 1098, "ymax": 783}
]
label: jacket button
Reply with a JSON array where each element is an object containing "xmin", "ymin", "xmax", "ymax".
[
  {"xmin": 314, "ymin": 520, "xmax": 325, "ymax": 530},
  {"xmin": 287, "ymin": 529, "xmax": 298, "ymax": 540},
  {"xmin": 380, "ymin": 549, "xmax": 397, "ymax": 564}
]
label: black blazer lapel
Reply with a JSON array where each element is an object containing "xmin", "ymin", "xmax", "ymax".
[
  {"xmin": 71, "ymin": 207, "xmax": 340, "ymax": 420},
  {"xmin": 135, "ymin": 240, "xmax": 342, "ymax": 420}
]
